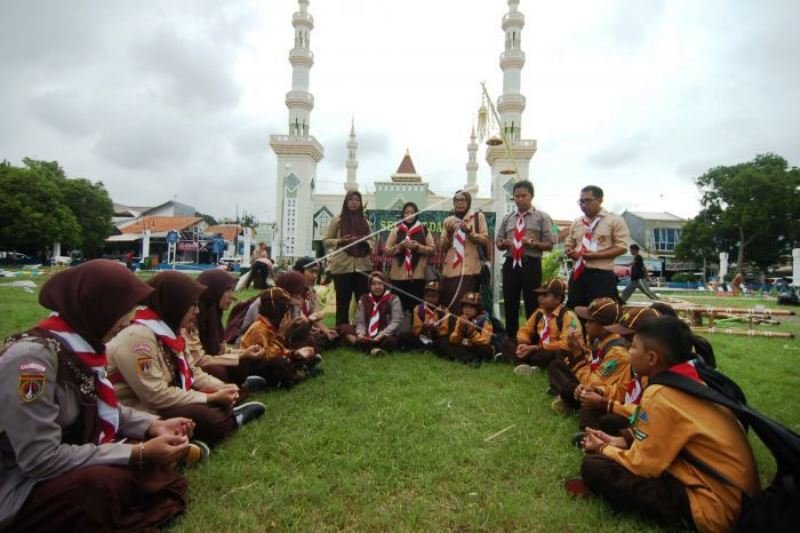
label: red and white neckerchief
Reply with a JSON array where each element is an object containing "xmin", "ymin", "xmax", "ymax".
[
  {"xmin": 451, "ymin": 212, "xmax": 474, "ymax": 268},
  {"xmin": 301, "ymin": 290, "xmax": 311, "ymax": 318},
  {"xmin": 625, "ymin": 374, "xmax": 643, "ymax": 405},
  {"xmin": 667, "ymin": 360, "xmax": 702, "ymax": 382},
  {"xmin": 133, "ymin": 307, "xmax": 193, "ymax": 391},
  {"xmin": 367, "ymin": 291, "xmax": 393, "ymax": 338},
  {"xmin": 39, "ymin": 314, "xmax": 119, "ymax": 444},
  {"xmin": 424, "ymin": 304, "xmax": 437, "ymax": 324},
  {"xmin": 397, "ymin": 221, "xmax": 424, "ymax": 278},
  {"xmin": 511, "ymin": 210, "xmax": 527, "ymax": 268},
  {"xmin": 589, "ymin": 339, "xmax": 602, "ymax": 372},
  {"xmin": 539, "ymin": 312, "xmax": 552, "ymax": 346},
  {"xmin": 572, "ymin": 215, "xmax": 603, "ymax": 280}
]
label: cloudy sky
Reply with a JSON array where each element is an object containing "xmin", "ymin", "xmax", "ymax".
[{"xmin": 1, "ymin": 0, "xmax": 798, "ymax": 222}]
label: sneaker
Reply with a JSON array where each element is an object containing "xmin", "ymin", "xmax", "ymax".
[
  {"xmin": 564, "ymin": 477, "xmax": 592, "ymax": 499},
  {"xmin": 242, "ymin": 375, "xmax": 268, "ymax": 393},
  {"xmin": 493, "ymin": 352, "xmax": 505, "ymax": 362},
  {"xmin": 233, "ymin": 401, "xmax": 267, "ymax": 427},
  {"xmin": 551, "ymin": 397, "xmax": 571, "ymax": 415},
  {"xmin": 514, "ymin": 364, "xmax": 539, "ymax": 376},
  {"xmin": 571, "ymin": 431, "xmax": 586, "ymax": 448},
  {"xmin": 182, "ymin": 440, "xmax": 210, "ymax": 468},
  {"xmin": 369, "ymin": 348, "xmax": 386, "ymax": 357}
]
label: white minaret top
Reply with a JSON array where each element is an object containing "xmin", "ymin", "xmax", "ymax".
[
  {"xmin": 345, "ymin": 118, "xmax": 359, "ymax": 191},
  {"xmin": 286, "ymin": 0, "xmax": 315, "ymax": 136},
  {"xmin": 465, "ymin": 126, "xmax": 479, "ymax": 194},
  {"xmin": 497, "ymin": 0, "xmax": 526, "ymax": 142}
]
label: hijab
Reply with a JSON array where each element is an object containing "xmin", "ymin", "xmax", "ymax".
[
  {"xmin": 143, "ymin": 271, "xmax": 206, "ymax": 334},
  {"xmin": 339, "ymin": 190, "xmax": 371, "ymax": 257},
  {"xmin": 258, "ymin": 287, "xmax": 293, "ymax": 326},
  {"xmin": 196, "ymin": 269, "xmax": 236, "ymax": 354},
  {"xmin": 39, "ymin": 259, "xmax": 154, "ymax": 351}
]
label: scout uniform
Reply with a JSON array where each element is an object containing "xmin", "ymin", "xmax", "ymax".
[
  {"xmin": 583, "ymin": 362, "xmax": 760, "ymax": 532},
  {"xmin": 548, "ymin": 298, "xmax": 630, "ymax": 411},
  {"xmin": 400, "ymin": 280, "xmax": 451, "ymax": 354},
  {"xmin": 342, "ymin": 282, "xmax": 403, "ymax": 353},
  {"xmin": 107, "ymin": 322, "xmax": 237, "ymax": 445},
  {"xmin": 565, "ymin": 208, "xmax": 630, "ymax": 308},
  {"xmin": 443, "ymin": 292, "xmax": 494, "ymax": 364},
  {"xmin": 239, "ymin": 316, "xmax": 312, "ymax": 387},
  {"xmin": 384, "ymin": 219, "xmax": 436, "ymax": 312},
  {"xmin": 439, "ymin": 210, "xmax": 489, "ymax": 314},
  {"xmin": 496, "ymin": 205, "xmax": 555, "ymax": 338},
  {"xmin": 506, "ymin": 279, "xmax": 583, "ymax": 368}
]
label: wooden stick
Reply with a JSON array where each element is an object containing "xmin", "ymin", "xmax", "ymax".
[
  {"xmin": 484, "ymin": 424, "xmax": 515, "ymax": 442},
  {"xmin": 691, "ymin": 327, "xmax": 794, "ymax": 339}
]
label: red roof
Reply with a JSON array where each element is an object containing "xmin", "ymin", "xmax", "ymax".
[
  {"xmin": 120, "ymin": 216, "xmax": 202, "ymax": 234},
  {"xmin": 206, "ymin": 224, "xmax": 240, "ymax": 241},
  {"xmin": 395, "ymin": 150, "xmax": 417, "ymax": 174}
]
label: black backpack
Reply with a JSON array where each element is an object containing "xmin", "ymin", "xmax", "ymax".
[{"xmin": 650, "ymin": 362, "xmax": 800, "ymax": 532}]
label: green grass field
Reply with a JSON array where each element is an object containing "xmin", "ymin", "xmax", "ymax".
[{"xmin": 1, "ymin": 279, "xmax": 798, "ymax": 531}]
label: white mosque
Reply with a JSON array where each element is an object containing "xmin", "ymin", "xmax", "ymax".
[{"xmin": 268, "ymin": 0, "xmax": 537, "ymax": 262}]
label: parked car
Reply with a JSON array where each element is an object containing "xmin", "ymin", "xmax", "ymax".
[{"xmin": 0, "ymin": 250, "xmax": 37, "ymax": 265}]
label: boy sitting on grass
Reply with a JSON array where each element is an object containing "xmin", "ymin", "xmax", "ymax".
[
  {"xmin": 503, "ymin": 278, "xmax": 582, "ymax": 375},
  {"xmin": 573, "ymin": 317, "xmax": 760, "ymax": 532},
  {"xmin": 400, "ymin": 280, "xmax": 451, "ymax": 355},
  {"xmin": 548, "ymin": 297, "xmax": 630, "ymax": 415},
  {"xmin": 443, "ymin": 292, "xmax": 494, "ymax": 367}
]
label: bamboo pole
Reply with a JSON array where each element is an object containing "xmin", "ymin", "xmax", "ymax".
[{"xmin": 691, "ymin": 327, "xmax": 794, "ymax": 339}]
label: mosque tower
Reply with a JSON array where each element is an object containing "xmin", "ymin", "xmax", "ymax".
[
  {"xmin": 269, "ymin": 0, "xmax": 324, "ymax": 261},
  {"xmin": 465, "ymin": 126, "xmax": 479, "ymax": 194},
  {"xmin": 345, "ymin": 118, "xmax": 359, "ymax": 191},
  {"xmin": 486, "ymin": 0, "xmax": 537, "ymax": 218}
]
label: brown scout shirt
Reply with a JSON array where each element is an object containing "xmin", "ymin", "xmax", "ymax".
[
  {"xmin": 565, "ymin": 208, "xmax": 630, "ymax": 271},
  {"xmin": 384, "ymin": 225, "xmax": 436, "ymax": 281},
  {"xmin": 107, "ymin": 324, "xmax": 226, "ymax": 413},
  {"xmin": 496, "ymin": 207, "xmax": 554, "ymax": 259},
  {"xmin": 323, "ymin": 216, "xmax": 375, "ymax": 275},
  {"xmin": 439, "ymin": 211, "xmax": 489, "ymax": 278},
  {"xmin": 516, "ymin": 304, "xmax": 582, "ymax": 351}
]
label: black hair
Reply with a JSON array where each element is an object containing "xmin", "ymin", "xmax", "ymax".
[
  {"xmin": 629, "ymin": 244, "xmax": 640, "ymax": 251},
  {"xmin": 635, "ymin": 316, "xmax": 694, "ymax": 366},
  {"xmin": 512, "ymin": 180, "xmax": 534, "ymax": 196},
  {"xmin": 691, "ymin": 334, "xmax": 716, "ymax": 368},
  {"xmin": 581, "ymin": 185, "xmax": 604, "ymax": 199},
  {"xmin": 649, "ymin": 302, "xmax": 677, "ymax": 318},
  {"xmin": 400, "ymin": 201, "xmax": 419, "ymax": 214},
  {"xmin": 293, "ymin": 256, "xmax": 318, "ymax": 273}
]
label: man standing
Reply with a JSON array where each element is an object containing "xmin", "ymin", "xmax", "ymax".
[
  {"xmin": 496, "ymin": 180, "xmax": 554, "ymax": 339},
  {"xmin": 620, "ymin": 244, "xmax": 659, "ymax": 302},
  {"xmin": 565, "ymin": 185, "xmax": 629, "ymax": 308}
]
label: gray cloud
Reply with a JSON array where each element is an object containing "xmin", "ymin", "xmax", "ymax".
[{"xmin": 587, "ymin": 134, "xmax": 650, "ymax": 168}]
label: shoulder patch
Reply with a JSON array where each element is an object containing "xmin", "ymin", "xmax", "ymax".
[
  {"xmin": 19, "ymin": 361, "xmax": 47, "ymax": 374},
  {"xmin": 18, "ymin": 372, "xmax": 46, "ymax": 402},
  {"xmin": 599, "ymin": 359, "xmax": 619, "ymax": 376},
  {"xmin": 637, "ymin": 410, "xmax": 649, "ymax": 423},
  {"xmin": 632, "ymin": 427, "xmax": 648, "ymax": 441},
  {"xmin": 132, "ymin": 343, "xmax": 153, "ymax": 355},
  {"xmin": 136, "ymin": 355, "xmax": 154, "ymax": 375}
]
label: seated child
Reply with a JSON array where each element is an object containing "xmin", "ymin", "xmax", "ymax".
[
  {"xmin": 502, "ymin": 278, "xmax": 582, "ymax": 374},
  {"xmin": 340, "ymin": 271, "xmax": 403, "ymax": 356},
  {"xmin": 575, "ymin": 317, "xmax": 760, "ymax": 532},
  {"xmin": 293, "ymin": 257, "xmax": 339, "ymax": 350},
  {"xmin": 576, "ymin": 306, "xmax": 662, "ymax": 435},
  {"xmin": 442, "ymin": 292, "xmax": 494, "ymax": 366},
  {"xmin": 239, "ymin": 287, "xmax": 321, "ymax": 387},
  {"xmin": 548, "ymin": 297, "xmax": 630, "ymax": 415},
  {"xmin": 107, "ymin": 272, "xmax": 266, "ymax": 446},
  {"xmin": 399, "ymin": 280, "xmax": 451, "ymax": 354}
]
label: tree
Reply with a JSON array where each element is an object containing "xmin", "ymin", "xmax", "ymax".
[
  {"xmin": 0, "ymin": 158, "xmax": 115, "ymax": 258},
  {"xmin": 0, "ymin": 162, "xmax": 81, "ymax": 254},
  {"xmin": 240, "ymin": 211, "xmax": 258, "ymax": 229},
  {"xmin": 681, "ymin": 154, "xmax": 800, "ymax": 275},
  {"xmin": 196, "ymin": 211, "xmax": 218, "ymax": 226}
]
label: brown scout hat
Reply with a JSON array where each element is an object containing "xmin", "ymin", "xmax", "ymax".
[
  {"xmin": 574, "ymin": 297, "xmax": 621, "ymax": 326},
  {"xmin": 460, "ymin": 291, "xmax": 483, "ymax": 311},
  {"xmin": 534, "ymin": 278, "xmax": 567, "ymax": 298},
  {"xmin": 423, "ymin": 280, "xmax": 441, "ymax": 293},
  {"xmin": 605, "ymin": 306, "xmax": 662, "ymax": 335}
]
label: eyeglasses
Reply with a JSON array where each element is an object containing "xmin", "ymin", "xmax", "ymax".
[{"xmin": 577, "ymin": 198, "xmax": 597, "ymax": 205}]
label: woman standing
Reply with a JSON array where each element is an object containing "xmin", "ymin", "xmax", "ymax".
[
  {"xmin": 0, "ymin": 260, "xmax": 191, "ymax": 531},
  {"xmin": 439, "ymin": 190, "xmax": 489, "ymax": 315},
  {"xmin": 384, "ymin": 202, "xmax": 435, "ymax": 313},
  {"xmin": 324, "ymin": 190, "xmax": 375, "ymax": 326}
]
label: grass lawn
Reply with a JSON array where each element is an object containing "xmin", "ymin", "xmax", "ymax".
[{"xmin": 1, "ymin": 279, "xmax": 799, "ymax": 531}]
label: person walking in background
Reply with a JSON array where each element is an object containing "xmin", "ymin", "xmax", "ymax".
[
  {"xmin": 324, "ymin": 190, "xmax": 375, "ymax": 326},
  {"xmin": 620, "ymin": 244, "xmax": 659, "ymax": 303},
  {"xmin": 384, "ymin": 202, "xmax": 435, "ymax": 313},
  {"xmin": 495, "ymin": 180, "xmax": 554, "ymax": 338},
  {"xmin": 565, "ymin": 185, "xmax": 630, "ymax": 308},
  {"xmin": 248, "ymin": 242, "xmax": 273, "ymax": 290}
]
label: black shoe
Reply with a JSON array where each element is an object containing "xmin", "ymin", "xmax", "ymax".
[
  {"xmin": 571, "ymin": 431, "xmax": 586, "ymax": 448},
  {"xmin": 469, "ymin": 358, "xmax": 482, "ymax": 368},
  {"xmin": 233, "ymin": 401, "xmax": 266, "ymax": 427},
  {"xmin": 307, "ymin": 366, "xmax": 324, "ymax": 378},
  {"xmin": 242, "ymin": 375, "xmax": 268, "ymax": 393}
]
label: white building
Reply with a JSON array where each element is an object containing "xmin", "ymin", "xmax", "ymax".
[{"xmin": 270, "ymin": 0, "xmax": 536, "ymax": 266}]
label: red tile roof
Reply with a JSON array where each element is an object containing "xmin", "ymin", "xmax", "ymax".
[
  {"xmin": 120, "ymin": 216, "xmax": 202, "ymax": 234},
  {"xmin": 395, "ymin": 150, "xmax": 417, "ymax": 174},
  {"xmin": 206, "ymin": 224, "xmax": 240, "ymax": 241}
]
